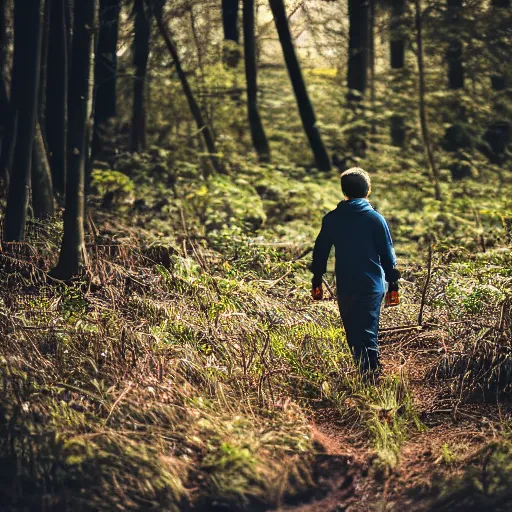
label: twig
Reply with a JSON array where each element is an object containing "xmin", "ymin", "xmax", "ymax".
[
  {"xmin": 418, "ymin": 243, "xmax": 433, "ymax": 326},
  {"xmin": 106, "ymin": 382, "xmax": 133, "ymax": 425},
  {"xmin": 322, "ymin": 277, "xmax": 336, "ymax": 299},
  {"xmin": 379, "ymin": 324, "xmax": 424, "ymax": 334},
  {"xmin": 291, "ymin": 245, "xmax": 313, "ymax": 262}
]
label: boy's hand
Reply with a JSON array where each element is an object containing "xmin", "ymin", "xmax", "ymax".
[
  {"xmin": 311, "ymin": 275, "xmax": 323, "ymax": 300},
  {"xmin": 312, "ymin": 285, "xmax": 323, "ymax": 301}
]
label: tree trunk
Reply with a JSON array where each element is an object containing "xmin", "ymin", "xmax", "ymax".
[
  {"xmin": 347, "ymin": 0, "xmax": 369, "ymax": 100},
  {"xmin": 243, "ymin": 0, "xmax": 270, "ymax": 162},
  {"xmin": 482, "ymin": 0, "xmax": 511, "ymax": 163},
  {"xmin": 446, "ymin": 0, "xmax": 464, "ymax": 90},
  {"xmin": 38, "ymin": 0, "xmax": 51, "ymax": 130},
  {"xmin": 52, "ymin": 0, "xmax": 96, "ymax": 279},
  {"xmin": 0, "ymin": 112, "xmax": 16, "ymax": 193},
  {"xmin": 130, "ymin": 0, "xmax": 150, "ymax": 153},
  {"xmin": 390, "ymin": 0, "xmax": 406, "ymax": 147},
  {"xmin": 415, "ymin": 0, "xmax": 441, "ymax": 201},
  {"xmin": 490, "ymin": 0, "xmax": 510, "ymax": 90},
  {"xmin": 269, "ymin": 0, "xmax": 331, "ymax": 171},
  {"xmin": 222, "ymin": 0, "xmax": 240, "ymax": 67},
  {"xmin": 92, "ymin": 0, "xmax": 120, "ymax": 157},
  {"xmin": 4, "ymin": 0, "xmax": 44, "ymax": 242},
  {"xmin": 65, "ymin": 0, "xmax": 73, "ymax": 51},
  {"xmin": 46, "ymin": 0, "xmax": 68, "ymax": 197},
  {"xmin": 390, "ymin": 0, "xmax": 406, "ymax": 69},
  {"xmin": 94, "ymin": 0, "xmax": 119, "ymax": 122},
  {"xmin": 31, "ymin": 122, "xmax": 55, "ymax": 218},
  {"xmin": 369, "ymin": 0, "xmax": 376, "ymax": 135},
  {"xmin": 0, "ymin": 0, "xmax": 11, "ymax": 190},
  {"xmin": 154, "ymin": 3, "xmax": 225, "ymax": 175}
]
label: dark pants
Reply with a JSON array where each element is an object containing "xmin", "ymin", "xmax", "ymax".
[{"xmin": 338, "ymin": 292, "xmax": 384, "ymax": 373}]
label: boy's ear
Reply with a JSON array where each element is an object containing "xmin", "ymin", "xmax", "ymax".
[{"xmin": 366, "ymin": 185, "xmax": 372, "ymax": 198}]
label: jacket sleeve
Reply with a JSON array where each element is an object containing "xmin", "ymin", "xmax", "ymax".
[
  {"xmin": 310, "ymin": 216, "xmax": 333, "ymax": 283},
  {"xmin": 376, "ymin": 215, "xmax": 397, "ymax": 282}
]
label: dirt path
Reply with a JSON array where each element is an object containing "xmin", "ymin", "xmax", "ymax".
[{"xmin": 277, "ymin": 325, "xmax": 509, "ymax": 512}]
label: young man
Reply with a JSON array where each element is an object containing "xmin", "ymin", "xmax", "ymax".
[{"xmin": 311, "ymin": 167, "xmax": 398, "ymax": 376}]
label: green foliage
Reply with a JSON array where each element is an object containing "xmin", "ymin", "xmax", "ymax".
[
  {"xmin": 91, "ymin": 169, "xmax": 135, "ymax": 204},
  {"xmin": 187, "ymin": 175, "xmax": 267, "ymax": 232}
]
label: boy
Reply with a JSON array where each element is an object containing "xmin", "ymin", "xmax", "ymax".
[{"xmin": 311, "ymin": 168, "xmax": 399, "ymax": 376}]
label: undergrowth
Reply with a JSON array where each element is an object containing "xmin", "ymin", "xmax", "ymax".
[{"xmin": 1, "ymin": 133, "xmax": 512, "ymax": 509}]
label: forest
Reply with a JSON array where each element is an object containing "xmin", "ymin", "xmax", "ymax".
[{"xmin": 0, "ymin": 0, "xmax": 511, "ymax": 510}]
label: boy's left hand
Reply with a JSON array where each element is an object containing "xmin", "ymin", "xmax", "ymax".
[{"xmin": 312, "ymin": 285, "xmax": 323, "ymax": 300}]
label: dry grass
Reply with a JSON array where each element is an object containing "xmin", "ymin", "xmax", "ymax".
[{"xmin": 0, "ymin": 218, "xmax": 353, "ymax": 511}]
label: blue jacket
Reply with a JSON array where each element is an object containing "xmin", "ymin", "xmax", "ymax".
[{"xmin": 311, "ymin": 198, "xmax": 396, "ymax": 295}]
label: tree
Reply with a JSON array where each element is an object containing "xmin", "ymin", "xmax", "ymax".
[
  {"xmin": 268, "ymin": 0, "xmax": 331, "ymax": 171},
  {"xmin": 92, "ymin": 0, "xmax": 120, "ymax": 157},
  {"xmin": 52, "ymin": 0, "xmax": 97, "ymax": 278},
  {"xmin": 222, "ymin": 0, "xmax": 240, "ymax": 67},
  {"xmin": 481, "ymin": 0, "xmax": 511, "ymax": 163},
  {"xmin": 31, "ymin": 122, "xmax": 55, "ymax": 218},
  {"xmin": 0, "ymin": 0, "xmax": 11, "ymax": 190},
  {"xmin": 347, "ymin": 0, "xmax": 369, "ymax": 100},
  {"xmin": 4, "ymin": 0, "xmax": 44, "ymax": 242},
  {"xmin": 368, "ymin": 0, "xmax": 376, "ymax": 135},
  {"xmin": 389, "ymin": 0, "xmax": 406, "ymax": 147},
  {"xmin": 415, "ymin": 0, "xmax": 441, "ymax": 201},
  {"xmin": 346, "ymin": 0, "xmax": 370, "ymax": 157},
  {"xmin": 130, "ymin": 0, "xmax": 151, "ymax": 153},
  {"xmin": 490, "ymin": 0, "xmax": 510, "ymax": 91},
  {"xmin": 243, "ymin": 0, "xmax": 270, "ymax": 163},
  {"xmin": 46, "ymin": 0, "xmax": 69, "ymax": 196},
  {"xmin": 390, "ymin": 0, "xmax": 406, "ymax": 70},
  {"xmin": 32, "ymin": 0, "xmax": 55, "ymax": 217},
  {"xmin": 154, "ymin": 1, "xmax": 225, "ymax": 175},
  {"xmin": 38, "ymin": 0, "xmax": 51, "ymax": 131},
  {"xmin": 446, "ymin": 0, "xmax": 464, "ymax": 90}
]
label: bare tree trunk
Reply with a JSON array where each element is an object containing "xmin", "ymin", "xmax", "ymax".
[
  {"xmin": 269, "ymin": 0, "xmax": 331, "ymax": 171},
  {"xmin": 390, "ymin": 0, "xmax": 406, "ymax": 147},
  {"xmin": 46, "ymin": 0, "xmax": 68, "ymax": 197},
  {"xmin": 94, "ymin": 0, "xmax": 119, "ymax": 122},
  {"xmin": 153, "ymin": 3, "xmax": 224, "ymax": 175},
  {"xmin": 346, "ymin": 0, "xmax": 370, "ymax": 157},
  {"xmin": 4, "ymin": 0, "xmax": 44, "ymax": 242},
  {"xmin": 0, "ymin": 0, "xmax": 11, "ymax": 191},
  {"xmin": 390, "ymin": 0, "xmax": 406, "ymax": 69},
  {"xmin": 92, "ymin": 0, "xmax": 120, "ymax": 158},
  {"xmin": 490, "ymin": 0, "xmax": 509, "ymax": 90},
  {"xmin": 415, "ymin": 0, "xmax": 441, "ymax": 201},
  {"xmin": 52, "ymin": 0, "xmax": 96, "ymax": 278},
  {"xmin": 38, "ymin": 0, "xmax": 51, "ymax": 131},
  {"xmin": 446, "ymin": 0, "xmax": 464, "ymax": 90},
  {"xmin": 130, "ymin": 0, "xmax": 150, "ymax": 153},
  {"xmin": 369, "ymin": 0, "xmax": 376, "ymax": 136},
  {"xmin": 482, "ymin": 0, "xmax": 511, "ymax": 163},
  {"xmin": 347, "ymin": 0, "xmax": 369, "ymax": 100},
  {"xmin": 0, "ymin": 112, "xmax": 16, "ymax": 194},
  {"xmin": 222, "ymin": 0, "xmax": 240, "ymax": 67},
  {"xmin": 31, "ymin": 0, "xmax": 55, "ymax": 216},
  {"xmin": 243, "ymin": 0, "xmax": 270, "ymax": 162},
  {"xmin": 31, "ymin": 122, "xmax": 55, "ymax": 218}
]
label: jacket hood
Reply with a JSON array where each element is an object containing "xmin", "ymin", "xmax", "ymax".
[{"xmin": 336, "ymin": 198, "xmax": 374, "ymax": 214}]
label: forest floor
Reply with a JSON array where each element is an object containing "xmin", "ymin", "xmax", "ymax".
[
  {"xmin": 2, "ymin": 156, "xmax": 512, "ymax": 511},
  {"xmin": 278, "ymin": 323, "xmax": 509, "ymax": 512}
]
